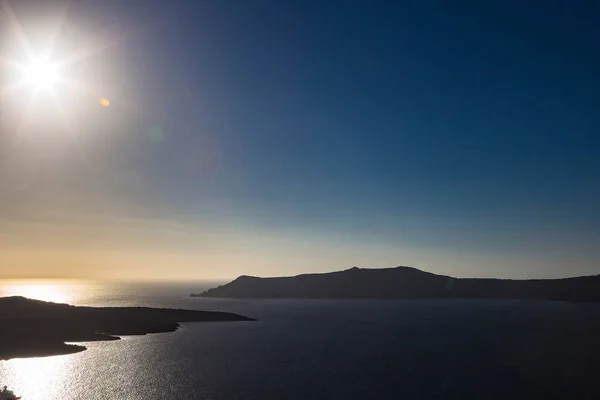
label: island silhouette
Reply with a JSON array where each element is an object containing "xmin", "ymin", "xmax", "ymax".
[
  {"xmin": 0, "ymin": 296, "xmax": 254, "ymax": 360},
  {"xmin": 193, "ymin": 266, "xmax": 600, "ymax": 302}
]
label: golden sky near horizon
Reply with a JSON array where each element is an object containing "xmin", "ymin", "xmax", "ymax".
[{"xmin": 0, "ymin": 204, "xmax": 588, "ymax": 280}]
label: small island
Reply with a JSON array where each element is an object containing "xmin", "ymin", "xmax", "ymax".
[
  {"xmin": 0, "ymin": 296, "xmax": 254, "ymax": 360},
  {"xmin": 192, "ymin": 266, "xmax": 600, "ymax": 302}
]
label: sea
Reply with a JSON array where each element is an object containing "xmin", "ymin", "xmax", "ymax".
[{"xmin": 1, "ymin": 280, "xmax": 599, "ymax": 400}]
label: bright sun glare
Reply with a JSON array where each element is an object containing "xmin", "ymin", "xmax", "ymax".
[
  {"xmin": 2, "ymin": 281, "xmax": 72, "ymax": 303},
  {"xmin": 21, "ymin": 56, "xmax": 61, "ymax": 91},
  {"xmin": 1, "ymin": 0, "xmax": 126, "ymax": 143}
]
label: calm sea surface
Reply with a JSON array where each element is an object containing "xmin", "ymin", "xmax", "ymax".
[{"xmin": 1, "ymin": 280, "xmax": 598, "ymax": 399}]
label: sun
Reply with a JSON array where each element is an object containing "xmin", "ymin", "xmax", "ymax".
[
  {"xmin": 0, "ymin": 0, "xmax": 128, "ymax": 134},
  {"xmin": 21, "ymin": 56, "xmax": 62, "ymax": 92}
]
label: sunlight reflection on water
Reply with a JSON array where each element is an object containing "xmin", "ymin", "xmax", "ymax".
[
  {"xmin": 2, "ymin": 354, "xmax": 70, "ymax": 400},
  {"xmin": 0, "ymin": 280, "xmax": 77, "ymax": 303},
  {"xmin": 0, "ymin": 280, "xmax": 235, "ymax": 399}
]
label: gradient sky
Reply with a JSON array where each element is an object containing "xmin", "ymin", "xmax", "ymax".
[{"xmin": 1, "ymin": 0, "xmax": 599, "ymax": 280}]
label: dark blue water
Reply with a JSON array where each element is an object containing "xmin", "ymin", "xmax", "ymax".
[{"xmin": 1, "ymin": 282, "xmax": 598, "ymax": 399}]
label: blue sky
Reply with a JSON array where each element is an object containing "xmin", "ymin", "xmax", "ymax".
[{"xmin": 1, "ymin": 1, "xmax": 598, "ymax": 279}]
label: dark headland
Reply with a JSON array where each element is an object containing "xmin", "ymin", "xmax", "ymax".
[
  {"xmin": 193, "ymin": 266, "xmax": 600, "ymax": 302},
  {"xmin": 0, "ymin": 296, "xmax": 254, "ymax": 360}
]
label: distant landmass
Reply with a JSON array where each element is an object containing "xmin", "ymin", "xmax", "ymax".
[
  {"xmin": 0, "ymin": 296, "xmax": 254, "ymax": 360},
  {"xmin": 192, "ymin": 266, "xmax": 600, "ymax": 302}
]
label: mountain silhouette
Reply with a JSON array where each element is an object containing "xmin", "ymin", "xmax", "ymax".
[
  {"xmin": 193, "ymin": 266, "xmax": 600, "ymax": 301},
  {"xmin": 0, "ymin": 296, "xmax": 254, "ymax": 360}
]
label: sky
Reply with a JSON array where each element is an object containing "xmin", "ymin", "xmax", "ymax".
[{"xmin": 0, "ymin": 0, "xmax": 599, "ymax": 280}]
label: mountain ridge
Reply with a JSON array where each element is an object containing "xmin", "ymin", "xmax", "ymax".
[{"xmin": 192, "ymin": 266, "xmax": 600, "ymax": 301}]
